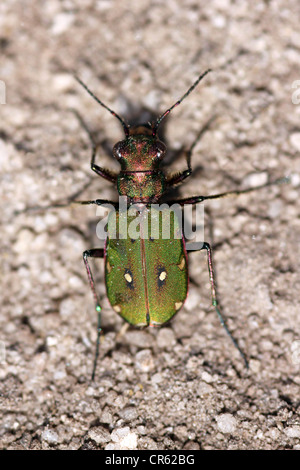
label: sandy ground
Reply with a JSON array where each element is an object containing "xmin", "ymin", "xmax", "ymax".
[{"xmin": 0, "ymin": 0, "xmax": 300, "ymax": 450}]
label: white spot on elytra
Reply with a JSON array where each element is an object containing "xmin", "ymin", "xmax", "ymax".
[
  {"xmin": 124, "ymin": 272, "xmax": 132, "ymax": 283},
  {"xmin": 175, "ymin": 301, "xmax": 183, "ymax": 311}
]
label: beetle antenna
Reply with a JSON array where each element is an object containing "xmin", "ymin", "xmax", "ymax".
[
  {"xmin": 152, "ymin": 69, "xmax": 212, "ymax": 135},
  {"xmin": 75, "ymin": 76, "xmax": 130, "ymax": 137}
]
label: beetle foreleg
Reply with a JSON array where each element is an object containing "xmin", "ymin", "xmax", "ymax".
[
  {"xmin": 166, "ymin": 115, "xmax": 217, "ymax": 189},
  {"xmin": 166, "ymin": 168, "xmax": 192, "ymax": 187},
  {"xmin": 70, "ymin": 108, "xmax": 118, "ymax": 183}
]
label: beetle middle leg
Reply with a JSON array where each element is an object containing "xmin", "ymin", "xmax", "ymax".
[{"xmin": 168, "ymin": 176, "xmax": 289, "ymax": 206}]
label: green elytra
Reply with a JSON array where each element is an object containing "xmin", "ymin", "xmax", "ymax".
[
  {"xmin": 70, "ymin": 71, "xmax": 288, "ymax": 379},
  {"xmin": 105, "ymin": 206, "xmax": 188, "ymax": 327}
]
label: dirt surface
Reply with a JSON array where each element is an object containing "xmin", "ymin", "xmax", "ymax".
[{"xmin": 1, "ymin": 0, "xmax": 300, "ymax": 450}]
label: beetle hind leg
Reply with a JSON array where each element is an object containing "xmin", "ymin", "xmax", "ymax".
[
  {"xmin": 83, "ymin": 248, "xmax": 104, "ymax": 380},
  {"xmin": 192, "ymin": 242, "xmax": 249, "ymax": 369}
]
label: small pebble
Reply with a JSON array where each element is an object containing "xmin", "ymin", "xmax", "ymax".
[
  {"xmin": 41, "ymin": 429, "xmax": 59, "ymax": 445},
  {"xmin": 285, "ymin": 426, "xmax": 300, "ymax": 439},
  {"xmin": 135, "ymin": 349, "xmax": 154, "ymax": 372},
  {"xmin": 109, "ymin": 427, "xmax": 138, "ymax": 450},
  {"xmin": 216, "ymin": 414, "xmax": 237, "ymax": 434}
]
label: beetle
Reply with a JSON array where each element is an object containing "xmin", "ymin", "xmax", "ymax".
[
  {"xmin": 17, "ymin": 71, "xmax": 286, "ymax": 378},
  {"xmin": 69, "ymin": 71, "xmax": 288, "ymax": 379}
]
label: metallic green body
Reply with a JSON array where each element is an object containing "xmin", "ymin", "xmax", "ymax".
[
  {"xmin": 76, "ymin": 72, "xmax": 250, "ymax": 377},
  {"xmin": 105, "ymin": 206, "xmax": 188, "ymax": 326},
  {"xmin": 113, "ymin": 131, "xmax": 167, "ymax": 203}
]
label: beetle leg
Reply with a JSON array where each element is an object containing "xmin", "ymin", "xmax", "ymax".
[
  {"xmin": 167, "ymin": 177, "xmax": 289, "ymax": 206},
  {"xmin": 15, "ymin": 198, "xmax": 119, "ymax": 215},
  {"xmin": 89, "ymin": 138, "xmax": 117, "ymax": 182},
  {"xmin": 83, "ymin": 248, "xmax": 104, "ymax": 380},
  {"xmin": 167, "ymin": 177, "xmax": 288, "ymax": 365},
  {"xmin": 91, "ymin": 163, "xmax": 118, "ymax": 183},
  {"xmin": 70, "ymin": 108, "xmax": 118, "ymax": 183},
  {"xmin": 191, "ymin": 241, "xmax": 249, "ymax": 369},
  {"xmin": 166, "ymin": 168, "xmax": 192, "ymax": 187},
  {"xmin": 73, "ymin": 199, "xmax": 118, "ymax": 208},
  {"xmin": 166, "ymin": 115, "xmax": 217, "ymax": 188},
  {"xmin": 15, "ymin": 197, "xmax": 118, "ymax": 214}
]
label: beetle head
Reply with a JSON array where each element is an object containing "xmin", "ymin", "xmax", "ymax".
[{"xmin": 113, "ymin": 125, "xmax": 166, "ymax": 170}]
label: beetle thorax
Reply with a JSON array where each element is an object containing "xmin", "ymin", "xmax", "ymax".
[{"xmin": 114, "ymin": 132, "xmax": 167, "ymax": 202}]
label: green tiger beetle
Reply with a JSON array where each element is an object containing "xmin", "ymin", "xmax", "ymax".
[
  {"xmin": 70, "ymin": 70, "xmax": 288, "ymax": 380},
  {"xmin": 18, "ymin": 70, "xmax": 288, "ymax": 379}
]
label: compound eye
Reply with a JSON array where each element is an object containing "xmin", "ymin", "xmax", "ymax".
[
  {"xmin": 113, "ymin": 142, "xmax": 124, "ymax": 160},
  {"xmin": 155, "ymin": 141, "xmax": 166, "ymax": 160}
]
